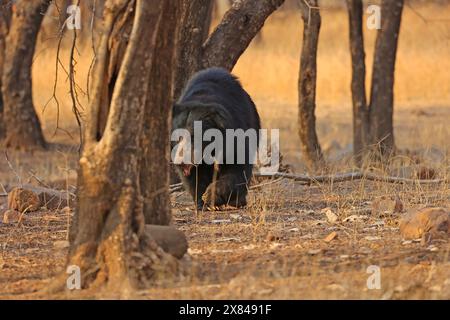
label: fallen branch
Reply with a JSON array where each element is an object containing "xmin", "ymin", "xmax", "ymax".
[{"xmin": 253, "ymin": 171, "xmax": 448, "ymax": 185}]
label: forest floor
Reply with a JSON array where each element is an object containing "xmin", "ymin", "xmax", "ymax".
[{"xmin": 0, "ymin": 103, "xmax": 448, "ymax": 299}]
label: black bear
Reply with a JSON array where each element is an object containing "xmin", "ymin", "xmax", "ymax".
[{"xmin": 172, "ymin": 67, "xmax": 261, "ymax": 209}]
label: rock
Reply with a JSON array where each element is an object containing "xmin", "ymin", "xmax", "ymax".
[
  {"xmin": 145, "ymin": 224, "xmax": 188, "ymax": 259},
  {"xmin": 7, "ymin": 185, "xmax": 75, "ymax": 211},
  {"xmin": 371, "ymin": 196, "xmax": 403, "ymax": 215},
  {"xmin": 308, "ymin": 249, "xmax": 321, "ymax": 255},
  {"xmin": 322, "ymin": 207, "xmax": 338, "ymax": 223},
  {"xmin": 364, "ymin": 236, "xmax": 381, "ymax": 241},
  {"xmin": 399, "ymin": 207, "xmax": 450, "ymax": 240},
  {"xmin": 8, "ymin": 188, "xmax": 40, "ymax": 212},
  {"xmin": 2, "ymin": 209, "xmax": 22, "ymax": 224},
  {"xmin": 212, "ymin": 219, "xmax": 231, "ymax": 224},
  {"xmin": 53, "ymin": 240, "xmax": 70, "ymax": 249},
  {"xmin": 324, "ymin": 231, "xmax": 337, "ymax": 242}
]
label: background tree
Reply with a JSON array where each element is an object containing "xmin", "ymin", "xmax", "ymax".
[
  {"xmin": 347, "ymin": 0, "xmax": 404, "ymax": 164},
  {"xmin": 1, "ymin": 0, "xmax": 50, "ymax": 150},
  {"xmin": 297, "ymin": 0, "xmax": 324, "ymax": 170},
  {"xmin": 175, "ymin": 0, "xmax": 285, "ymax": 99},
  {"xmin": 60, "ymin": 0, "xmax": 183, "ymax": 292},
  {"xmin": 0, "ymin": 0, "xmax": 12, "ymax": 139}
]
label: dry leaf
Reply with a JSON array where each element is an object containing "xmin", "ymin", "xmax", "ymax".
[{"xmin": 324, "ymin": 231, "xmax": 337, "ymax": 242}]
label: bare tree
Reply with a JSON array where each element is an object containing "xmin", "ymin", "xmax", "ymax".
[
  {"xmin": 347, "ymin": 0, "xmax": 369, "ymax": 165},
  {"xmin": 56, "ymin": 0, "xmax": 183, "ymax": 292},
  {"xmin": 175, "ymin": 0, "xmax": 285, "ymax": 99},
  {"xmin": 297, "ymin": 0, "xmax": 324, "ymax": 170},
  {"xmin": 368, "ymin": 0, "xmax": 404, "ymax": 156},
  {"xmin": 347, "ymin": 0, "xmax": 404, "ymax": 163},
  {"xmin": 0, "ymin": 0, "xmax": 12, "ymax": 139},
  {"xmin": 1, "ymin": 0, "xmax": 49, "ymax": 150}
]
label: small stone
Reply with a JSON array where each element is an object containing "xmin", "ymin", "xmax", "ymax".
[
  {"xmin": 53, "ymin": 240, "xmax": 70, "ymax": 249},
  {"xmin": 230, "ymin": 214, "xmax": 242, "ymax": 220},
  {"xmin": 324, "ymin": 231, "xmax": 337, "ymax": 243},
  {"xmin": 371, "ymin": 196, "xmax": 403, "ymax": 215},
  {"xmin": 364, "ymin": 236, "xmax": 381, "ymax": 241},
  {"xmin": 8, "ymin": 188, "xmax": 40, "ymax": 212},
  {"xmin": 322, "ymin": 207, "xmax": 338, "ymax": 223},
  {"xmin": 308, "ymin": 249, "xmax": 321, "ymax": 255},
  {"xmin": 212, "ymin": 219, "xmax": 231, "ymax": 224},
  {"xmin": 288, "ymin": 227, "xmax": 299, "ymax": 232}
]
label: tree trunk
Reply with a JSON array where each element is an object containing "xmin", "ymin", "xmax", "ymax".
[
  {"xmin": 346, "ymin": 0, "xmax": 369, "ymax": 165},
  {"xmin": 174, "ymin": 0, "xmax": 213, "ymax": 99},
  {"xmin": 202, "ymin": 0, "xmax": 285, "ymax": 70},
  {"xmin": 95, "ymin": 0, "xmax": 135, "ymax": 140},
  {"xmin": 174, "ymin": 0, "xmax": 285, "ymax": 99},
  {"xmin": 140, "ymin": 0, "xmax": 179, "ymax": 225},
  {"xmin": 1, "ymin": 0, "xmax": 49, "ymax": 150},
  {"xmin": 297, "ymin": 0, "xmax": 324, "ymax": 170},
  {"xmin": 56, "ymin": 0, "xmax": 183, "ymax": 293},
  {"xmin": 0, "ymin": 0, "xmax": 12, "ymax": 139},
  {"xmin": 368, "ymin": 0, "xmax": 404, "ymax": 156}
]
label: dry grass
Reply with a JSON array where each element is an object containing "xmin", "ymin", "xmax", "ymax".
[{"xmin": 0, "ymin": 3, "xmax": 449, "ymax": 299}]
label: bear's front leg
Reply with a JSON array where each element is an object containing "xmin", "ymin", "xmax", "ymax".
[{"xmin": 202, "ymin": 173, "xmax": 248, "ymax": 209}]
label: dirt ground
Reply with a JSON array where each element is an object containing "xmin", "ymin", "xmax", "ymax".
[{"xmin": 0, "ymin": 104, "xmax": 449, "ymax": 299}]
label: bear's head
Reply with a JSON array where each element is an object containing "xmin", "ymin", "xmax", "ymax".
[{"xmin": 171, "ymin": 102, "xmax": 232, "ymax": 177}]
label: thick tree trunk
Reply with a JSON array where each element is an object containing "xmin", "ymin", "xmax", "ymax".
[
  {"xmin": 297, "ymin": 0, "xmax": 324, "ymax": 170},
  {"xmin": 368, "ymin": 0, "xmax": 404, "ymax": 156},
  {"xmin": 95, "ymin": 0, "xmax": 135, "ymax": 140},
  {"xmin": 1, "ymin": 0, "xmax": 49, "ymax": 150},
  {"xmin": 202, "ymin": 0, "xmax": 285, "ymax": 70},
  {"xmin": 0, "ymin": 0, "xmax": 12, "ymax": 139},
  {"xmin": 174, "ymin": 0, "xmax": 284, "ymax": 98},
  {"xmin": 140, "ymin": 0, "xmax": 179, "ymax": 225},
  {"xmin": 346, "ymin": 0, "xmax": 369, "ymax": 165},
  {"xmin": 174, "ymin": 0, "xmax": 213, "ymax": 99},
  {"xmin": 56, "ymin": 0, "xmax": 183, "ymax": 293}
]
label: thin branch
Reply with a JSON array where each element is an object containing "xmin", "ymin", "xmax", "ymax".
[{"xmin": 253, "ymin": 171, "xmax": 448, "ymax": 185}]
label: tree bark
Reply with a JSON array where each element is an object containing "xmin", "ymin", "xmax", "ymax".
[
  {"xmin": 0, "ymin": 0, "xmax": 12, "ymax": 139},
  {"xmin": 95, "ymin": 0, "xmax": 135, "ymax": 140},
  {"xmin": 368, "ymin": 0, "xmax": 404, "ymax": 156},
  {"xmin": 297, "ymin": 0, "xmax": 324, "ymax": 170},
  {"xmin": 57, "ymin": 0, "xmax": 183, "ymax": 293},
  {"xmin": 174, "ymin": 0, "xmax": 213, "ymax": 99},
  {"xmin": 1, "ymin": 0, "xmax": 49, "ymax": 150},
  {"xmin": 174, "ymin": 0, "xmax": 285, "ymax": 100},
  {"xmin": 202, "ymin": 0, "xmax": 285, "ymax": 70},
  {"xmin": 140, "ymin": 0, "xmax": 179, "ymax": 225},
  {"xmin": 346, "ymin": 0, "xmax": 369, "ymax": 165}
]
